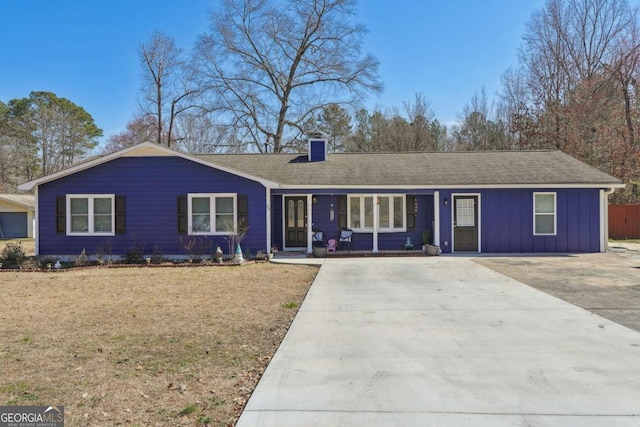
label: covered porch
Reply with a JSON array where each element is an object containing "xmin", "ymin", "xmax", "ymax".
[{"xmin": 269, "ymin": 190, "xmax": 441, "ymax": 254}]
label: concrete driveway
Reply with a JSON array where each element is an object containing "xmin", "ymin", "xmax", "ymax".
[{"xmin": 237, "ymin": 257, "xmax": 640, "ymax": 426}]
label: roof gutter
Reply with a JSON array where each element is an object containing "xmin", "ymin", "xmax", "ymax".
[{"xmin": 274, "ymin": 183, "xmax": 626, "ymax": 190}]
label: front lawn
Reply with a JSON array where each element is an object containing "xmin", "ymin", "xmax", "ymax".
[{"xmin": 0, "ymin": 263, "xmax": 318, "ymax": 426}]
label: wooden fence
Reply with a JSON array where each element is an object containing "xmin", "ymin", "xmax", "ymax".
[{"xmin": 609, "ymin": 205, "xmax": 640, "ymax": 239}]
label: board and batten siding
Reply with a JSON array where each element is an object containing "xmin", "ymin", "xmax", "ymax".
[
  {"xmin": 37, "ymin": 156, "xmax": 267, "ymax": 258},
  {"xmin": 309, "ymin": 194, "xmax": 434, "ymax": 251},
  {"xmin": 438, "ymin": 188, "xmax": 601, "ymax": 253}
]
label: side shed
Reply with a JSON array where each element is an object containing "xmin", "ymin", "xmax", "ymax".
[{"xmin": 0, "ymin": 194, "xmax": 35, "ymax": 239}]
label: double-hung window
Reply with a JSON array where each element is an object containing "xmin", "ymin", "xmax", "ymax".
[
  {"xmin": 348, "ymin": 195, "xmax": 406, "ymax": 232},
  {"xmin": 67, "ymin": 195, "xmax": 115, "ymax": 235},
  {"xmin": 188, "ymin": 193, "xmax": 236, "ymax": 235},
  {"xmin": 533, "ymin": 192, "xmax": 556, "ymax": 235}
]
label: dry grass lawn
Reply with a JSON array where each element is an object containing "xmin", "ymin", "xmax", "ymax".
[{"xmin": 0, "ymin": 263, "xmax": 318, "ymax": 426}]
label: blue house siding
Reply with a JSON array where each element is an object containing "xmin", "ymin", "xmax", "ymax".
[
  {"xmin": 271, "ymin": 194, "xmax": 283, "ymax": 251},
  {"xmin": 438, "ymin": 188, "xmax": 601, "ymax": 254},
  {"xmin": 38, "ymin": 157, "xmax": 267, "ymax": 258}
]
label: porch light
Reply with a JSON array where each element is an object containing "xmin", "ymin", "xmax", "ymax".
[
  {"xmin": 444, "ymin": 198, "xmax": 449, "ymax": 206},
  {"xmin": 330, "ymin": 203, "xmax": 335, "ymax": 221}
]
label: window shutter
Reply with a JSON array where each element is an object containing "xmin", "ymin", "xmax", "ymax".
[
  {"xmin": 177, "ymin": 196, "xmax": 188, "ymax": 234},
  {"xmin": 337, "ymin": 195, "xmax": 347, "ymax": 229},
  {"xmin": 406, "ymin": 195, "xmax": 416, "ymax": 230},
  {"xmin": 237, "ymin": 195, "xmax": 248, "ymax": 229},
  {"xmin": 115, "ymin": 196, "xmax": 126, "ymax": 234},
  {"xmin": 56, "ymin": 196, "xmax": 66, "ymax": 234}
]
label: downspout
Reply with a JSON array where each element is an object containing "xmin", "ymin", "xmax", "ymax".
[
  {"xmin": 433, "ymin": 191, "xmax": 440, "ymax": 246},
  {"xmin": 307, "ymin": 194, "xmax": 313, "ymax": 254},
  {"xmin": 265, "ymin": 187, "xmax": 271, "ymax": 256},
  {"xmin": 601, "ymin": 188, "xmax": 615, "ymax": 252},
  {"xmin": 34, "ymin": 186, "xmax": 39, "ymax": 256},
  {"xmin": 373, "ymin": 194, "xmax": 379, "ymax": 253}
]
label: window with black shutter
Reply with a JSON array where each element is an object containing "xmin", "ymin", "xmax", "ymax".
[
  {"xmin": 177, "ymin": 196, "xmax": 188, "ymax": 234},
  {"xmin": 337, "ymin": 195, "xmax": 347, "ymax": 229},
  {"xmin": 237, "ymin": 195, "xmax": 248, "ymax": 230},
  {"xmin": 406, "ymin": 195, "xmax": 416, "ymax": 230},
  {"xmin": 56, "ymin": 196, "xmax": 66, "ymax": 234},
  {"xmin": 115, "ymin": 196, "xmax": 126, "ymax": 234}
]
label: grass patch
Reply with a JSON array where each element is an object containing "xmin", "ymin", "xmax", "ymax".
[
  {"xmin": 0, "ymin": 263, "xmax": 317, "ymax": 426},
  {"xmin": 282, "ymin": 301, "xmax": 298, "ymax": 309},
  {"xmin": 178, "ymin": 404, "xmax": 197, "ymax": 416}
]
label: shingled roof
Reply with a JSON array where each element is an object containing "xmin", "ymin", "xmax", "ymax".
[
  {"xmin": 16, "ymin": 143, "xmax": 624, "ymax": 191},
  {"xmin": 196, "ymin": 150, "xmax": 623, "ymax": 187}
]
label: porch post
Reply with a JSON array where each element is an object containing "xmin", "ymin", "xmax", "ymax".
[
  {"xmin": 265, "ymin": 187, "xmax": 271, "ymax": 255},
  {"xmin": 433, "ymin": 191, "xmax": 440, "ymax": 246},
  {"xmin": 307, "ymin": 194, "xmax": 313, "ymax": 254},
  {"xmin": 373, "ymin": 194, "xmax": 379, "ymax": 253},
  {"xmin": 34, "ymin": 186, "xmax": 39, "ymax": 256}
]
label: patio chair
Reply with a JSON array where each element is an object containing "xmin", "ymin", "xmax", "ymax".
[
  {"xmin": 326, "ymin": 239, "xmax": 337, "ymax": 253},
  {"xmin": 312, "ymin": 229, "xmax": 324, "ymax": 243},
  {"xmin": 338, "ymin": 229, "xmax": 353, "ymax": 251}
]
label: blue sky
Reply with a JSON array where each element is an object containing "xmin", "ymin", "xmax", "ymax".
[{"xmin": 0, "ymin": 0, "xmax": 551, "ymax": 147}]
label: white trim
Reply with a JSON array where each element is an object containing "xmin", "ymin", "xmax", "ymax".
[
  {"xmin": 600, "ymin": 188, "xmax": 615, "ymax": 252},
  {"xmin": 187, "ymin": 193, "xmax": 237, "ymax": 235},
  {"xmin": 533, "ymin": 192, "xmax": 557, "ymax": 236},
  {"xmin": 17, "ymin": 142, "xmax": 279, "ymax": 191},
  {"xmin": 347, "ymin": 194, "xmax": 406, "ymax": 233},
  {"xmin": 451, "ymin": 193, "xmax": 482, "ymax": 254},
  {"xmin": 66, "ymin": 194, "xmax": 116, "ymax": 236},
  {"xmin": 276, "ymin": 183, "xmax": 625, "ymax": 190},
  {"xmin": 433, "ymin": 191, "xmax": 440, "ymax": 246}
]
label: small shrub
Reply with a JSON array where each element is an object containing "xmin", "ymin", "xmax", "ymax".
[
  {"xmin": 95, "ymin": 240, "xmax": 114, "ymax": 264},
  {"xmin": 150, "ymin": 242, "xmax": 166, "ymax": 264},
  {"xmin": 0, "ymin": 242, "xmax": 27, "ymax": 269},
  {"xmin": 75, "ymin": 249, "xmax": 89, "ymax": 267},
  {"xmin": 180, "ymin": 236, "xmax": 209, "ymax": 263},
  {"xmin": 124, "ymin": 237, "xmax": 146, "ymax": 264}
]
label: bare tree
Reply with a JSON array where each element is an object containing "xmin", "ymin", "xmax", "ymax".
[
  {"xmin": 403, "ymin": 93, "xmax": 439, "ymax": 151},
  {"xmin": 517, "ymin": 0, "xmax": 633, "ymax": 148},
  {"xmin": 175, "ymin": 112, "xmax": 242, "ymax": 154},
  {"xmin": 453, "ymin": 88, "xmax": 511, "ymax": 151},
  {"xmin": 192, "ymin": 0, "xmax": 382, "ymax": 153},
  {"xmin": 503, "ymin": 0, "xmax": 640, "ymax": 202},
  {"xmin": 102, "ymin": 116, "xmax": 158, "ymax": 154},
  {"xmin": 139, "ymin": 31, "xmax": 197, "ymax": 148}
]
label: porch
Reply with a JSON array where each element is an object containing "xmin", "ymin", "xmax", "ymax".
[
  {"xmin": 273, "ymin": 249, "xmax": 429, "ymax": 261},
  {"xmin": 270, "ymin": 191, "xmax": 440, "ymax": 254}
]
